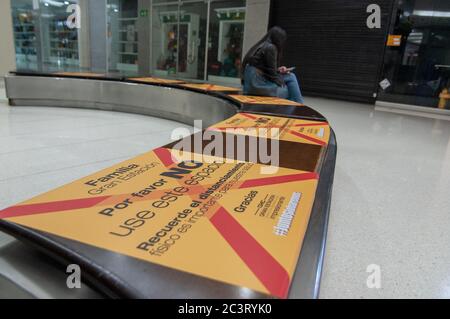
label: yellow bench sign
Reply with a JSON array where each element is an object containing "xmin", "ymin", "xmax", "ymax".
[{"xmin": 0, "ymin": 109, "xmax": 329, "ymax": 297}]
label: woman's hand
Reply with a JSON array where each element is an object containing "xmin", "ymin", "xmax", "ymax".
[{"xmin": 278, "ymin": 66, "xmax": 289, "ymax": 74}]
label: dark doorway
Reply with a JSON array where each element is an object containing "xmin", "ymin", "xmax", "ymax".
[{"xmin": 378, "ymin": 0, "xmax": 450, "ymax": 110}]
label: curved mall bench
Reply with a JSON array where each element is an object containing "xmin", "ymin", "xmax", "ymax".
[{"xmin": 1, "ymin": 70, "xmax": 337, "ymax": 299}]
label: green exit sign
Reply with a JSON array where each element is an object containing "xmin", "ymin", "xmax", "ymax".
[{"xmin": 140, "ymin": 9, "xmax": 148, "ymax": 17}]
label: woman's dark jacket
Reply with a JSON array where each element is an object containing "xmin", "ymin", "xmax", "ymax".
[{"xmin": 243, "ymin": 40, "xmax": 284, "ymax": 87}]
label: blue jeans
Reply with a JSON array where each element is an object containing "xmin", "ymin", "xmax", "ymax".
[
  {"xmin": 243, "ymin": 66, "xmax": 304, "ymax": 103},
  {"xmin": 282, "ymin": 72, "xmax": 304, "ymax": 104}
]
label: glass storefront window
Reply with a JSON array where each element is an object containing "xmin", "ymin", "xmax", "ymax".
[
  {"xmin": 151, "ymin": 1, "xmax": 208, "ymax": 81},
  {"xmin": 107, "ymin": 0, "xmax": 138, "ymax": 73},
  {"xmin": 11, "ymin": 0, "xmax": 82, "ymax": 72},
  {"xmin": 10, "ymin": 0, "xmax": 247, "ymax": 83},
  {"xmin": 40, "ymin": 0, "xmax": 81, "ymax": 70},
  {"xmin": 11, "ymin": 0, "xmax": 38, "ymax": 70},
  {"xmin": 151, "ymin": 0, "xmax": 246, "ymax": 83},
  {"xmin": 379, "ymin": 0, "xmax": 450, "ymax": 110},
  {"xmin": 151, "ymin": 3, "xmax": 179, "ymax": 77},
  {"xmin": 208, "ymin": 0, "xmax": 246, "ymax": 85},
  {"xmin": 178, "ymin": 1, "xmax": 207, "ymax": 80}
]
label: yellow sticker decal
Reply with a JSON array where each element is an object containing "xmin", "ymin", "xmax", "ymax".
[
  {"xmin": 387, "ymin": 35, "xmax": 402, "ymax": 47},
  {"xmin": 229, "ymin": 95, "xmax": 304, "ymax": 106},
  {"xmin": 128, "ymin": 77, "xmax": 186, "ymax": 84},
  {"xmin": 208, "ymin": 113, "xmax": 330, "ymax": 146},
  {"xmin": 180, "ymin": 83, "xmax": 241, "ymax": 92}
]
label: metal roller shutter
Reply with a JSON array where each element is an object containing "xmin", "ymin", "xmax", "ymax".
[{"xmin": 270, "ymin": 0, "xmax": 394, "ymax": 103}]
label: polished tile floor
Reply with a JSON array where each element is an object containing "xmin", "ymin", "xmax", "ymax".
[{"xmin": 0, "ymin": 88, "xmax": 449, "ymax": 298}]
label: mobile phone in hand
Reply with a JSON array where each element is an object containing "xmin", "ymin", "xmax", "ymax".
[{"xmin": 286, "ymin": 67, "xmax": 296, "ymax": 72}]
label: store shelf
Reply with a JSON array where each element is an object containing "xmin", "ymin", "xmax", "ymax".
[
  {"xmin": 47, "ymin": 16, "xmax": 80, "ymax": 65},
  {"xmin": 13, "ymin": 14, "xmax": 38, "ymax": 68},
  {"xmin": 49, "ymin": 31, "xmax": 78, "ymax": 34}
]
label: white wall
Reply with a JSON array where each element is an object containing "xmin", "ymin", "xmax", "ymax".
[
  {"xmin": 0, "ymin": 0, "xmax": 16, "ymax": 79},
  {"xmin": 242, "ymin": 0, "xmax": 271, "ymax": 57}
]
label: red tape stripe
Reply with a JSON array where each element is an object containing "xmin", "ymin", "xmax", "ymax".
[
  {"xmin": 294, "ymin": 122, "xmax": 327, "ymax": 127},
  {"xmin": 240, "ymin": 172, "xmax": 318, "ymax": 189},
  {"xmin": 0, "ymin": 196, "xmax": 110, "ymax": 219},
  {"xmin": 240, "ymin": 113, "xmax": 258, "ymax": 120},
  {"xmin": 210, "ymin": 208, "xmax": 291, "ymax": 298},
  {"xmin": 289, "ymin": 130, "xmax": 327, "ymax": 146},
  {"xmin": 154, "ymin": 147, "xmax": 176, "ymax": 167}
]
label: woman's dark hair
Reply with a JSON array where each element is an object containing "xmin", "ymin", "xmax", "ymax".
[{"xmin": 242, "ymin": 26, "xmax": 287, "ymax": 69}]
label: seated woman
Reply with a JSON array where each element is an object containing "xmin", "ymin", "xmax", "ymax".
[{"xmin": 242, "ymin": 26, "xmax": 304, "ymax": 104}]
